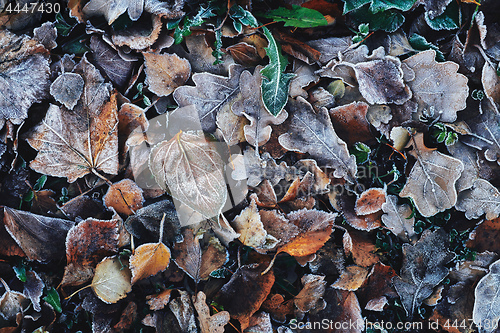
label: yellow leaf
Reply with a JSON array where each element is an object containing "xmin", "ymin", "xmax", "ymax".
[
  {"xmin": 130, "ymin": 242, "xmax": 171, "ymax": 284},
  {"xmin": 92, "ymin": 256, "xmax": 132, "ymax": 304}
]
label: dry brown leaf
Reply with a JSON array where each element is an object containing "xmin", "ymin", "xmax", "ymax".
[
  {"xmin": 226, "ymin": 42, "xmax": 262, "ymax": 66},
  {"xmin": 232, "ymin": 68, "xmax": 288, "ymax": 147},
  {"xmin": 130, "ymin": 241, "xmax": 171, "ymax": 284},
  {"xmin": 193, "ymin": 291, "xmax": 230, "ymax": 333},
  {"xmin": 144, "ymin": 52, "xmax": 190, "ymax": 97},
  {"xmin": 357, "ymin": 263, "xmax": 398, "ymax": 310},
  {"xmin": 403, "ymin": 50, "xmax": 469, "ymax": 122},
  {"xmin": 456, "ymin": 179, "xmax": 500, "ymax": 220},
  {"xmin": 215, "ymin": 104, "xmax": 248, "ymax": 146},
  {"xmin": 49, "ymin": 73, "xmax": 84, "ymax": 110},
  {"xmin": 329, "ymin": 101, "xmax": 373, "ymax": 146},
  {"xmin": 173, "ymin": 228, "xmax": 228, "ymax": 283},
  {"xmin": 146, "ymin": 289, "xmax": 172, "ymax": 310},
  {"xmin": 338, "ymin": 194, "xmax": 383, "ymax": 231},
  {"xmin": 466, "ymin": 218, "xmax": 500, "ymax": 253},
  {"xmin": 294, "ymin": 274, "xmax": 327, "ymax": 319},
  {"xmin": 331, "ymin": 265, "xmax": 370, "ymax": 291},
  {"xmin": 381, "ymin": 194, "xmax": 416, "ymax": 242},
  {"xmin": 482, "ymin": 60, "xmax": 500, "ymax": 108},
  {"xmin": 149, "ymin": 131, "xmax": 227, "ymax": 221},
  {"xmin": 261, "ymin": 294, "xmax": 294, "ymax": 323},
  {"xmin": 3, "ymin": 207, "xmax": 74, "ymax": 262},
  {"xmin": 104, "ymin": 179, "xmax": 144, "ymax": 215},
  {"xmin": 111, "ymin": 15, "xmax": 163, "ymax": 50},
  {"xmin": 27, "ymin": 55, "xmax": 119, "ymax": 183},
  {"xmin": 473, "ymin": 258, "xmax": 500, "ymax": 332},
  {"xmin": 0, "ymin": 278, "xmax": 29, "ymax": 322},
  {"xmin": 216, "ymin": 263, "xmax": 275, "ymax": 330},
  {"xmin": 169, "ymin": 290, "xmax": 197, "ymax": 333},
  {"xmin": 278, "ymin": 97, "xmax": 357, "ymax": 183},
  {"xmin": 355, "ymin": 187, "xmax": 386, "ymax": 216},
  {"xmin": 92, "ymin": 256, "xmax": 132, "ymax": 304},
  {"xmin": 0, "ymin": 29, "xmax": 50, "ymax": 121},
  {"xmin": 344, "ymin": 230, "xmax": 380, "ymax": 267},
  {"xmin": 399, "ymin": 133, "xmax": 464, "ymax": 217}
]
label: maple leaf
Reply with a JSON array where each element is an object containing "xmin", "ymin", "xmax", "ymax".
[
  {"xmin": 393, "ymin": 229, "xmax": 455, "ymax": 318},
  {"xmin": 27, "ymin": 55, "xmax": 119, "ymax": 183},
  {"xmin": 278, "ymin": 97, "xmax": 357, "ymax": 183},
  {"xmin": 399, "ymin": 133, "xmax": 464, "ymax": 217},
  {"xmin": 0, "ymin": 30, "xmax": 50, "ymax": 121}
]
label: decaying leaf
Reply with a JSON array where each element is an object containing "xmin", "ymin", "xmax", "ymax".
[
  {"xmin": 149, "ymin": 131, "xmax": 227, "ymax": 221},
  {"xmin": 466, "ymin": 218, "xmax": 500, "ymax": 254},
  {"xmin": 399, "ymin": 133, "xmax": 464, "ymax": 217},
  {"xmin": 193, "ymin": 291, "xmax": 230, "ymax": 333},
  {"xmin": 49, "ymin": 73, "xmax": 84, "ymax": 110},
  {"xmin": 83, "ymin": 0, "xmax": 144, "ymax": 24},
  {"xmin": 173, "ymin": 65, "xmax": 243, "ymax": 133},
  {"xmin": 403, "ymin": 50, "xmax": 469, "ymax": 122},
  {"xmin": 3, "ymin": 207, "xmax": 74, "ymax": 262},
  {"xmin": 173, "ymin": 228, "xmax": 228, "ymax": 283},
  {"xmin": 91, "ymin": 256, "xmax": 132, "ymax": 304},
  {"xmin": 329, "ymin": 101, "xmax": 373, "ymax": 146},
  {"xmin": 28, "ymin": 55, "xmax": 119, "ymax": 183},
  {"xmin": 381, "ymin": 194, "xmax": 416, "ymax": 242},
  {"xmin": 232, "ymin": 68, "xmax": 288, "ymax": 147},
  {"xmin": 144, "ymin": 52, "xmax": 190, "ymax": 97},
  {"xmin": 294, "ymin": 274, "xmax": 327, "ymax": 319},
  {"xmin": 355, "ymin": 187, "xmax": 386, "ymax": 216},
  {"xmin": 146, "ymin": 289, "xmax": 172, "ymax": 310},
  {"xmin": 0, "ymin": 278, "xmax": 29, "ymax": 321},
  {"xmin": 104, "ymin": 179, "xmax": 144, "ymax": 216},
  {"xmin": 216, "ymin": 263, "xmax": 275, "ymax": 330},
  {"xmin": 130, "ymin": 241, "xmax": 171, "ymax": 284},
  {"xmin": 456, "ymin": 179, "xmax": 500, "ymax": 220},
  {"xmin": 0, "ymin": 29, "xmax": 50, "ymax": 121},
  {"xmin": 22, "ymin": 271, "xmax": 44, "ymax": 312},
  {"xmin": 393, "ymin": 229, "xmax": 455, "ymax": 318},
  {"xmin": 169, "ymin": 290, "xmax": 197, "ymax": 333},
  {"xmin": 278, "ymin": 97, "xmax": 357, "ymax": 183},
  {"xmin": 331, "ymin": 265, "xmax": 370, "ymax": 291},
  {"xmin": 473, "ymin": 258, "xmax": 500, "ymax": 333}
]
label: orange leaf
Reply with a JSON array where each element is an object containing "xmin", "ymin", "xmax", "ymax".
[{"xmin": 130, "ymin": 242, "xmax": 171, "ymax": 284}]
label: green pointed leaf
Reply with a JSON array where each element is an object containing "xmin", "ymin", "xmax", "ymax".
[
  {"xmin": 342, "ymin": 0, "xmax": 371, "ymax": 14},
  {"xmin": 260, "ymin": 27, "xmax": 294, "ymax": 117},
  {"xmin": 43, "ymin": 287, "xmax": 62, "ymax": 313},
  {"xmin": 349, "ymin": 5, "xmax": 405, "ymax": 32},
  {"xmin": 408, "ymin": 34, "xmax": 445, "ymax": 61},
  {"xmin": 369, "ymin": 0, "xmax": 417, "ymax": 13},
  {"xmin": 425, "ymin": 0, "xmax": 460, "ymax": 31},
  {"xmin": 259, "ymin": 5, "xmax": 328, "ymax": 28}
]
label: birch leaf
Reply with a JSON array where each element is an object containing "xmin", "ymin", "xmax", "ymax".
[
  {"xmin": 173, "ymin": 65, "xmax": 243, "ymax": 133},
  {"xmin": 92, "ymin": 256, "xmax": 132, "ymax": 304},
  {"xmin": 473, "ymin": 258, "xmax": 500, "ymax": 333},
  {"xmin": 393, "ymin": 229, "xmax": 454, "ymax": 318},
  {"xmin": 130, "ymin": 242, "xmax": 171, "ymax": 284},
  {"xmin": 232, "ymin": 68, "xmax": 288, "ymax": 147},
  {"xmin": 149, "ymin": 131, "xmax": 227, "ymax": 220},
  {"xmin": 381, "ymin": 194, "xmax": 416, "ymax": 242},
  {"xmin": 278, "ymin": 97, "xmax": 357, "ymax": 183},
  {"xmin": 0, "ymin": 30, "xmax": 50, "ymax": 121},
  {"xmin": 399, "ymin": 133, "xmax": 464, "ymax": 217},
  {"xmin": 456, "ymin": 179, "xmax": 500, "ymax": 220},
  {"xmin": 27, "ymin": 55, "xmax": 119, "ymax": 183},
  {"xmin": 261, "ymin": 27, "xmax": 294, "ymax": 116}
]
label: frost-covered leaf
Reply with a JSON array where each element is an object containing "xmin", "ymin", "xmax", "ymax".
[
  {"xmin": 424, "ymin": 0, "xmax": 460, "ymax": 31},
  {"xmin": 355, "ymin": 187, "xmax": 386, "ymax": 215},
  {"xmin": 149, "ymin": 131, "xmax": 227, "ymax": 220},
  {"xmin": 307, "ymin": 37, "xmax": 352, "ymax": 64},
  {"xmin": 473, "ymin": 258, "xmax": 500, "ymax": 333},
  {"xmin": 22, "ymin": 271, "xmax": 44, "ymax": 312},
  {"xmin": 289, "ymin": 61, "xmax": 319, "ymax": 99},
  {"xmin": 193, "ymin": 291, "xmax": 230, "ymax": 333},
  {"xmin": 399, "ymin": 133, "xmax": 464, "ymax": 217},
  {"xmin": 104, "ymin": 179, "xmax": 144, "ymax": 216},
  {"xmin": 261, "ymin": 27, "xmax": 294, "ymax": 116},
  {"xmin": 83, "ymin": 0, "xmax": 144, "ymax": 24},
  {"xmin": 49, "ymin": 73, "xmax": 84, "ymax": 110},
  {"xmin": 130, "ymin": 242, "xmax": 171, "ymax": 284},
  {"xmin": 381, "ymin": 194, "xmax": 416, "ymax": 242},
  {"xmin": 421, "ymin": 0, "xmax": 453, "ymax": 19},
  {"xmin": 294, "ymin": 274, "xmax": 326, "ymax": 319},
  {"xmin": 278, "ymin": 97, "xmax": 357, "ymax": 183},
  {"xmin": 403, "ymin": 50, "xmax": 468, "ymax": 122},
  {"xmin": 173, "ymin": 65, "xmax": 243, "ymax": 133},
  {"xmin": 0, "ymin": 30, "xmax": 50, "ymax": 121},
  {"xmin": 393, "ymin": 229, "xmax": 454, "ymax": 318},
  {"xmin": 28, "ymin": 55, "xmax": 118, "ymax": 183},
  {"xmin": 259, "ymin": 5, "xmax": 328, "ymax": 28},
  {"xmin": 456, "ymin": 179, "xmax": 500, "ymax": 220},
  {"xmin": 232, "ymin": 68, "xmax": 288, "ymax": 147},
  {"xmin": 144, "ymin": 52, "xmax": 190, "ymax": 97},
  {"xmin": 91, "ymin": 256, "xmax": 132, "ymax": 304}
]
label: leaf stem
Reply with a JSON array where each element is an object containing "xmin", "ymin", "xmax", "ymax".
[
  {"xmin": 159, "ymin": 213, "xmax": 166, "ymax": 244},
  {"xmin": 64, "ymin": 284, "xmax": 91, "ymax": 300}
]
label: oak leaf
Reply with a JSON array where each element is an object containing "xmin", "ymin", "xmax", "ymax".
[
  {"xmin": 399, "ymin": 133, "xmax": 464, "ymax": 217},
  {"xmin": 381, "ymin": 194, "xmax": 416, "ymax": 242},
  {"xmin": 294, "ymin": 274, "xmax": 327, "ymax": 319},
  {"xmin": 473, "ymin": 258, "xmax": 500, "ymax": 333},
  {"xmin": 27, "ymin": 55, "xmax": 119, "ymax": 183},
  {"xmin": 92, "ymin": 256, "xmax": 132, "ymax": 304},
  {"xmin": 0, "ymin": 30, "xmax": 50, "ymax": 121},
  {"xmin": 193, "ymin": 291, "xmax": 230, "ymax": 333},
  {"xmin": 130, "ymin": 242, "xmax": 171, "ymax": 284},
  {"xmin": 278, "ymin": 97, "xmax": 357, "ymax": 183},
  {"xmin": 456, "ymin": 179, "xmax": 500, "ymax": 220}
]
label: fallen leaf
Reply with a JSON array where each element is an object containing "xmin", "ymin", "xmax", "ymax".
[
  {"xmin": 149, "ymin": 131, "xmax": 227, "ymax": 221},
  {"xmin": 226, "ymin": 42, "xmax": 262, "ymax": 66},
  {"xmin": 261, "ymin": 294, "xmax": 294, "ymax": 323},
  {"xmin": 344, "ymin": 230, "xmax": 380, "ymax": 267},
  {"xmin": 104, "ymin": 179, "xmax": 144, "ymax": 215},
  {"xmin": 173, "ymin": 64, "xmax": 243, "ymax": 133},
  {"xmin": 92, "ymin": 256, "xmax": 132, "ymax": 304},
  {"xmin": 393, "ymin": 229, "xmax": 455, "ymax": 318},
  {"xmin": 22, "ymin": 271, "xmax": 44, "ymax": 312},
  {"xmin": 113, "ymin": 301, "xmax": 138, "ymax": 333},
  {"xmin": 0, "ymin": 278, "xmax": 29, "ymax": 321},
  {"xmin": 338, "ymin": 193, "xmax": 383, "ymax": 231},
  {"xmin": 146, "ymin": 289, "xmax": 172, "ymax": 310},
  {"xmin": 143, "ymin": 52, "xmax": 191, "ymax": 97},
  {"xmin": 357, "ymin": 263, "xmax": 398, "ymax": 310},
  {"xmin": 232, "ymin": 147, "xmax": 289, "ymax": 187},
  {"xmin": 381, "ymin": 194, "xmax": 416, "ymax": 242},
  {"xmin": 329, "ymin": 101, "xmax": 373, "ymax": 146},
  {"xmin": 245, "ymin": 311, "xmax": 273, "ymax": 333},
  {"xmin": 289, "ymin": 61, "xmax": 319, "ymax": 99},
  {"xmin": 27, "ymin": 55, "xmax": 119, "ymax": 183},
  {"xmin": 216, "ymin": 263, "xmax": 275, "ymax": 330},
  {"xmin": 33, "ymin": 22, "xmax": 57, "ymax": 50},
  {"xmin": 49, "ymin": 73, "xmax": 84, "ymax": 110},
  {"xmin": 215, "ymin": 104, "xmax": 248, "ymax": 146},
  {"xmin": 3, "ymin": 207, "xmax": 74, "ymax": 262},
  {"xmin": 130, "ymin": 241, "xmax": 171, "ymax": 284},
  {"xmin": 306, "ymin": 37, "xmax": 352, "ymax": 64},
  {"xmin": 173, "ymin": 228, "xmax": 228, "ymax": 283},
  {"xmin": 83, "ymin": 0, "xmax": 144, "ymax": 24},
  {"xmin": 473, "ymin": 258, "xmax": 500, "ymax": 333},
  {"xmin": 403, "ymin": 50, "xmax": 468, "ymax": 122},
  {"xmin": 169, "ymin": 290, "xmax": 197, "ymax": 333},
  {"xmin": 111, "ymin": 14, "xmax": 163, "ymax": 50},
  {"xmin": 466, "ymin": 218, "xmax": 500, "ymax": 254},
  {"xmin": 0, "ymin": 29, "xmax": 50, "ymax": 121},
  {"xmin": 193, "ymin": 291, "xmax": 230, "ymax": 333},
  {"xmin": 278, "ymin": 97, "xmax": 357, "ymax": 183},
  {"xmin": 456, "ymin": 179, "xmax": 500, "ymax": 220},
  {"xmin": 355, "ymin": 187, "xmax": 386, "ymax": 216},
  {"xmin": 331, "ymin": 265, "xmax": 370, "ymax": 291},
  {"xmin": 399, "ymin": 133, "xmax": 464, "ymax": 217},
  {"xmin": 232, "ymin": 68, "xmax": 288, "ymax": 147},
  {"xmin": 294, "ymin": 274, "xmax": 327, "ymax": 319}
]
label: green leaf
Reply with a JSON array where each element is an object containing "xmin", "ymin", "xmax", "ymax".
[
  {"xmin": 174, "ymin": 4, "xmax": 216, "ymax": 44},
  {"xmin": 369, "ymin": 0, "xmax": 417, "ymax": 13},
  {"xmin": 230, "ymin": 5, "xmax": 258, "ymax": 28},
  {"xmin": 55, "ymin": 13, "xmax": 74, "ymax": 37},
  {"xmin": 408, "ymin": 34, "xmax": 445, "ymax": 61},
  {"xmin": 259, "ymin": 5, "xmax": 328, "ymax": 28},
  {"xmin": 23, "ymin": 190, "xmax": 34, "ymax": 202},
  {"xmin": 349, "ymin": 5, "xmax": 405, "ymax": 32},
  {"xmin": 43, "ymin": 287, "xmax": 62, "ymax": 313},
  {"xmin": 33, "ymin": 175, "xmax": 47, "ymax": 191},
  {"xmin": 351, "ymin": 142, "xmax": 371, "ymax": 164},
  {"xmin": 13, "ymin": 263, "xmax": 27, "ymax": 282},
  {"xmin": 260, "ymin": 27, "xmax": 294, "ymax": 116},
  {"xmin": 343, "ymin": 0, "xmax": 371, "ymax": 13},
  {"xmin": 445, "ymin": 132, "xmax": 458, "ymax": 146},
  {"xmin": 425, "ymin": 0, "xmax": 460, "ymax": 31}
]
